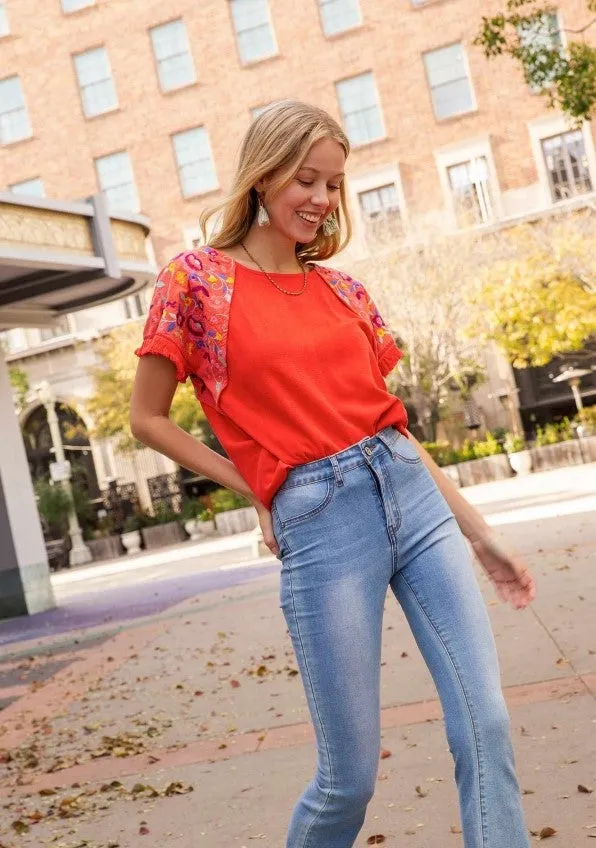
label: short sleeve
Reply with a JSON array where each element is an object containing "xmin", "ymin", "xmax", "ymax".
[
  {"xmin": 135, "ymin": 254, "xmax": 196, "ymax": 383},
  {"xmin": 363, "ymin": 290, "xmax": 403, "ymax": 377}
]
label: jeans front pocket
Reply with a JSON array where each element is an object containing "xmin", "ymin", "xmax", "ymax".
[
  {"xmin": 393, "ymin": 432, "xmax": 422, "ymax": 464},
  {"xmin": 274, "ymin": 475, "xmax": 335, "ymax": 529}
]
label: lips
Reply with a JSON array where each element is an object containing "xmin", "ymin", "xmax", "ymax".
[{"xmin": 296, "ymin": 211, "xmax": 320, "ymax": 225}]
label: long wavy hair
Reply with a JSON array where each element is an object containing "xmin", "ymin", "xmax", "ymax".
[{"xmin": 200, "ymin": 100, "xmax": 352, "ymax": 262}]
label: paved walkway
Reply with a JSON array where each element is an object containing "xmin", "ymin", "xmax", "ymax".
[{"xmin": 0, "ymin": 465, "xmax": 594, "ymax": 847}]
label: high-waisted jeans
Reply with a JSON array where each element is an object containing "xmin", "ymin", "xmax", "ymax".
[{"xmin": 271, "ymin": 427, "xmax": 529, "ymax": 848}]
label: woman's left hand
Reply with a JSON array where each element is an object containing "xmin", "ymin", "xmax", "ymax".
[{"xmin": 471, "ymin": 536, "xmax": 536, "ymax": 610}]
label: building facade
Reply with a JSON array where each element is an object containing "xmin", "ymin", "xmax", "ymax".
[{"xmin": 1, "ymin": 0, "xmax": 595, "ymax": 483}]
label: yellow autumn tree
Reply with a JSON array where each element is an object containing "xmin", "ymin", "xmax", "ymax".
[{"xmin": 86, "ymin": 322, "xmax": 204, "ymax": 452}]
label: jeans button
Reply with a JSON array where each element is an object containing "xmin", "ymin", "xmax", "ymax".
[{"xmin": 364, "ymin": 446, "xmax": 373, "ymax": 456}]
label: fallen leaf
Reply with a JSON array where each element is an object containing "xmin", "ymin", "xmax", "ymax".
[
  {"xmin": 139, "ymin": 824, "xmax": 150, "ymax": 835},
  {"xmin": 366, "ymin": 836, "xmax": 386, "ymax": 845},
  {"xmin": 578, "ymin": 784, "xmax": 593, "ymax": 794},
  {"xmin": 539, "ymin": 826, "xmax": 557, "ymax": 839},
  {"xmin": 415, "ymin": 785, "xmax": 428, "ymax": 797},
  {"xmin": 450, "ymin": 824, "xmax": 462, "ymax": 833},
  {"xmin": 380, "ymin": 749, "xmax": 392, "ymax": 759}
]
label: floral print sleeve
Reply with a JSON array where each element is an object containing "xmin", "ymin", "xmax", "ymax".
[{"xmin": 135, "ymin": 254, "xmax": 199, "ymax": 384}]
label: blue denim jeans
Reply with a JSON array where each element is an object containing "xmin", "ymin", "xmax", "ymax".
[{"xmin": 271, "ymin": 427, "xmax": 529, "ymax": 848}]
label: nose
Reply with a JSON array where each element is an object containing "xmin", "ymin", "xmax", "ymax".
[{"xmin": 310, "ymin": 182, "xmax": 330, "ymax": 209}]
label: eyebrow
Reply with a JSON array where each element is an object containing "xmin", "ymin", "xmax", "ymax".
[{"xmin": 299, "ymin": 166, "xmax": 345, "ymax": 177}]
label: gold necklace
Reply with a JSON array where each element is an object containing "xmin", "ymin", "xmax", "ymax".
[{"xmin": 240, "ymin": 242, "xmax": 308, "ymax": 296}]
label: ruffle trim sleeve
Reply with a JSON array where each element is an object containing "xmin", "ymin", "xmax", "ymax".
[{"xmin": 135, "ymin": 334, "xmax": 189, "ymax": 383}]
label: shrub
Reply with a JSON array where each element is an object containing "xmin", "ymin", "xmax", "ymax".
[
  {"xmin": 472, "ymin": 432, "xmax": 504, "ymax": 458},
  {"xmin": 210, "ymin": 488, "xmax": 252, "ymax": 514},
  {"xmin": 421, "ymin": 441, "xmax": 458, "ymax": 467},
  {"xmin": 122, "ymin": 512, "xmax": 150, "ymax": 533},
  {"xmin": 198, "ymin": 507, "xmax": 215, "ymax": 522},
  {"xmin": 34, "ymin": 480, "xmax": 72, "ymax": 537},
  {"xmin": 535, "ymin": 418, "xmax": 573, "ymax": 447},
  {"xmin": 504, "ymin": 433, "xmax": 526, "ymax": 454},
  {"xmin": 575, "ymin": 405, "xmax": 596, "ymax": 435}
]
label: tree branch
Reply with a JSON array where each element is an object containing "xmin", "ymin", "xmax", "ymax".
[{"xmin": 563, "ymin": 17, "xmax": 596, "ymax": 34}]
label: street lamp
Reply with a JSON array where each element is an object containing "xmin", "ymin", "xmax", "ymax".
[
  {"xmin": 36, "ymin": 380, "xmax": 92, "ymax": 567},
  {"xmin": 550, "ymin": 366, "xmax": 591, "ymax": 413}
]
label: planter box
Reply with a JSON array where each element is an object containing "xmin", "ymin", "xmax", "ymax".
[
  {"xmin": 87, "ymin": 535, "xmax": 123, "ymax": 562},
  {"xmin": 141, "ymin": 521, "xmax": 186, "ymax": 550},
  {"xmin": 456, "ymin": 454, "xmax": 513, "ymax": 488},
  {"xmin": 441, "ymin": 464, "xmax": 462, "ymax": 487},
  {"xmin": 529, "ymin": 439, "xmax": 584, "ymax": 473},
  {"xmin": 579, "ymin": 434, "xmax": 596, "ymax": 463},
  {"xmin": 215, "ymin": 506, "xmax": 259, "ymax": 536}
]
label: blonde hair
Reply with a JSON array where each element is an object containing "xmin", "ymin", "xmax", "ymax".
[{"xmin": 200, "ymin": 100, "xmax": 352, "ymax": 262}]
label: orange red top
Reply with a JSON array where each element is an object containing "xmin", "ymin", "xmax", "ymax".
[{"xmin": 137, "ymin": 256, "xmax": 408, "ymax": 508}]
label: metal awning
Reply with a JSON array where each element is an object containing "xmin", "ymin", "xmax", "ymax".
[{"xmin": 0, "ymin": 192, "xmax": 156, "ymax": 329}]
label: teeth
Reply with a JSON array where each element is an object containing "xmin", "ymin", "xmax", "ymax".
[{"xmin": 297, "ymin": 212, "xmax": 318, "ymax": 223}]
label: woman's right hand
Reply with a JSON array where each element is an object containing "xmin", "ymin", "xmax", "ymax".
[{"xmin": 257, "ymin": 507, "xmax": 281, "ymax": 558}]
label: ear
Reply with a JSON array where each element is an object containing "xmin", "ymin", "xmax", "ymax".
[{"xmin": 255, "ymin": 174, "xmax": 272, "ymax": 194}]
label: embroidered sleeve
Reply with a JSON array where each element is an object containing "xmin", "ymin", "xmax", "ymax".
[
  {"xmin": 360, "ymin": 287, "xmax": 403, "ymax": 377},
  {"xmin": 135, "ymin": 253, "xmax": 203, "ymax": 384}
]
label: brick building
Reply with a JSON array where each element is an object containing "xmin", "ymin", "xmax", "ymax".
[{"xmin": 1, "ymin": 0, "xmax": 595, "ymax": 490}]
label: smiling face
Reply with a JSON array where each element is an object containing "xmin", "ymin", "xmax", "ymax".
[{"xmin": 258, "ymin": 137, "xmax": 346, "ymax": 242}]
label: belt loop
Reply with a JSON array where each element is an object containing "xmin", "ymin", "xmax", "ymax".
[
  {"xmin": 377, "ymin": 428, "xmax": 398, "ymax": 460},
  {"xmin": 330, "ymin": 455, "xmax": 344, "ymax": 487}
]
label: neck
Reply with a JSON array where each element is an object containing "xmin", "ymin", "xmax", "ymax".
[{"xmin": 241, "ymin": 224, "xmax": 303, "ymax": 273}]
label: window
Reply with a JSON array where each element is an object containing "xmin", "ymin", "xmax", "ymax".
[
  {"xmin": 10, "ymin": 178, "xmax": 45, "ymax": 197},
  {"xmin": 542, "ymin": 130, "xmax": 592, "ymax": 201},
  {"xmin": 61, "ymin": 0, "xmax": 95, "ymax": 10},
  {"xmin": 424, "ymin": 43, "xmax": 474, "ymax": 120},
  {"xmin": 39, "ymin": 316, "xmax": 71, "ymax": 343},
  {"xmin": 518, "ymin": 12, "xmax": 562, "ymax": 90},
  {"xmin": 150, "ymin": 19, "xmax": 196, "ymax": 92},
  {"xmin": 336, "ymin": 72, "xmax": 384, "ymax": 146},
  {"xmin": 74, "ymin": 47, "xmax": 118, "ymax": 118},
  {"xmin": 123, "ymin": 293, "xmax": 145, "ymax": 320},
  {"xmin": 230, "ymin": 0, "xmax": 277, "ymax": 65},
  {"xmin": 447, "ymin": 157, "xmax": 493, "ymax": 225},
  {"xmin": 0, "ymin": 3, "xmax": 10, "ymax": 36},
  {"xmin": 95, "ymin": 151, "xmax": 139, "ymax": 212},
  {"xmin": 173, "ymin": 127, "xmax": 218, "ymax": 197},
  {"xmin": 319, "ymin": 0, "xmax": 361, "ymax": 36},
  {"xmin": 358, "ymin": 183, "xmax": 402, "ymax": 241},
  {"xmin": 0, "ymin": 76, "xmax": 31, "ymax": 145}
]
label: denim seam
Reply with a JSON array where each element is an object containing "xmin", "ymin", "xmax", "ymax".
[
  {"xmin": 271, "ymin": 502, "xmax": 291, "ymax": 559},
  {"xmin": 287, "ymin": 565, "xmax": 333, "ymax": 847},
  {"xmin": 284, "ymin": 459, "xmax": 366, "ymax": 488},
  {"xmin": 397, "ymin": 572, "xmax": 487, "ymax": 848},
  {"xmin": 281, "ymin": 477, "xmax": 335, "ymax": 529}
]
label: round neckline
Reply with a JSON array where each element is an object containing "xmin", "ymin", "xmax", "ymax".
[{"xmin": 207, "ymin": 246, "xmax": 314, "ymax": 277}]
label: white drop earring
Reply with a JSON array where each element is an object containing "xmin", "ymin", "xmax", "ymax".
[
  {"xmin": 257, "ymin": 195, "xmax": 270, "ymax": 227},
  {"xmin": 322, "ymin": 215, "xmax": 339, "ymax": 236}
]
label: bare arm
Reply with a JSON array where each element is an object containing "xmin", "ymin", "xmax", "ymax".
[
  {"xmin": 130, "ymin": 355, "xmax": 260, "ymax": 506},
  {"xmin": 408, "ymin": 431, "xmax": 491, "ymax": 543}
]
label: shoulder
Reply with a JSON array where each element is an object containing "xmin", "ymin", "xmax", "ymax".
[{"xmin": 159, "ymin": 246, "xmax": 234, "ymax": 280}]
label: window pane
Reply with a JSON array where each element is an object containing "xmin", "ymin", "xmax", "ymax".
[
  {"xmin": 359, "ymin": 183, "xmax": 399, "ymax": 218},
  {"xmin": 448, "ymin": 157, "xmax": 492, "ymax": 225},
  {"xmin": 74, "ymin": 47, "xmax": 118, "ymax": 116},
  {"xmin": 336, "ymin": 72, "xmax": 384, "ymax": 145},
  {"xmin": 319, "ymin": 0, "xmax": 361, "ymax": 36},
  {"xmin": 10, "ymin": 178, "xmax": 45, "ymax": 197},
  {"xmin": 424, "ymin": 44, "xmax": 474, "ymax": 119},
  {"xmin": 0, "ymin": 77, "xmax": 32, "ymax": 144},
  {"xmin": 173, "ymin": 128, "xmax": 218, "ymax": 197},
  {"xmin": 95, "ymin": 151, "xmax": 139, "ymax": 212},
  {"xmin": 151, "ymin": 19, "xmax": 196, "ymax": 91},
  {"xmin": 0, "ymin": 3, "xmax": 10, "ymax": 36},
  {"xmin": 61, "ymin": 0, "xmax": 95, "ymax": 10},
  {"xmin": 542, "ymin": 130, "xmax": 592, "ymax": 201},
  {"xmin": 230, "ymin": 0, "xmax": 276, "ymax": 63}
]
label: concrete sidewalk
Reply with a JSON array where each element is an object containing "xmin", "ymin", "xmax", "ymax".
[{"xmin": 0, "ymin": 466, "xmax": 595, "ymax": 847}]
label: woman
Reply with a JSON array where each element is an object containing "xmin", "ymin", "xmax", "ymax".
[{"xmin": 131, "ymin": 100, "xmax": 535, "ymax": 848}]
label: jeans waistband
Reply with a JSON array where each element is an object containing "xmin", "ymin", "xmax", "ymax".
[{"xmin": 282, "ymin": 426, "xmax": 403, "ymax": 488}]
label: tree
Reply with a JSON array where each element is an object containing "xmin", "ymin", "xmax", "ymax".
[
  {"xmin": 8, "ymin": 366, "xmax": 29, "ymax": 414},
  {"xmin": 475, "ymin": 1, "xmax": 596, "ymax": 123},
  {"xmin": 353, "ymin": 225, "xmax": 500, "ymax": 440},
  {"xmin": 470, "ymin": 212, "xmax": 596, "ymax": 366},
  {"xmin": 86, "ymin": 322, "xmax": 205, "ymax": 452}
]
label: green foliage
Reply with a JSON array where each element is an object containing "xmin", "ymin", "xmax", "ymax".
[
  {"xmin": 421, "ymin": 441, "xmax": 458, "ymax": 467},
  {"xmin": 475, "ymin": 1, "xmax": 596, "ymax": 123},
  {"xmin": 197, "ymin": 507, "xmax": 215, "ymax": 522},
  {"xmin": 575, "ymin": 404, "xmax": 596, "ymax": 434},
  {"xmin": 504, "ymin": 432, "xmax": 527, "ymax": 453},
  {"xmin": 471, "ymin": 222, "xmax": 596, "ymax": 367},
  {"xmin": 535, "ymin": 417, "xmax": 574, "ymax": 445},
  {"xmin": 9, "ymin": 367, "xmax": 29, "ymax": 413},
  {"xmin": 146, "ymin": 502, "xmax": 179, "ymax": 525},
  {"xmin": 471, "ymin": 432, "xmax": 504, "ymax": 458},
  {"xmin": 181, "ymin": 498, "xmax": 202, "ymax": 521},
  {"xmin": 210, "ymin": 488, "xmax": 252, "ymax": 514},
  {"xmin": 122, "ymin": 512, "xmax": 151, "ymax": 533},
  {"xmin": 34, "ymin": 480, "xmax": 72, "ymax": 536},
  {"xmin": 87, "ymin": 323, "xmax": 205, "ymax": 453}
]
